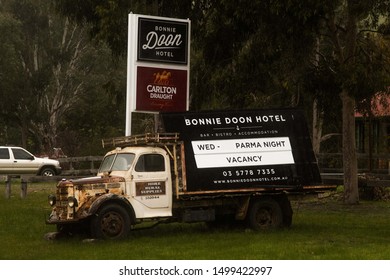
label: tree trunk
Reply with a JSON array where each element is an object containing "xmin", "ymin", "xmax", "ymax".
[
  {"xmin": 312, "ymin": 38, "xmax": 322, "ymax": 156},
  {"xmin": 341, "ymin": 89, "xmax": 359, "ymax": 204},
  {"xmin": 312, "ymin": 99, "xmax": 323, "ymax": 155}
]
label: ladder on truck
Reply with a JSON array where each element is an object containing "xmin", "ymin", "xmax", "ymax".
[
  {"xmin": 102, "ymin": 133, "xmax": 187, "ymax": 198},
  {"xmin": 102, "ymin": 133, "xmax": 180, "ymax": 148}
]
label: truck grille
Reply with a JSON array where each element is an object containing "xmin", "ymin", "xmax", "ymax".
[{"xmin": 55, "ymin": 184, "xmax": 71, "ymax": 220}]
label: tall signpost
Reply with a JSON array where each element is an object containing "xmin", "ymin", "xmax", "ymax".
[{"xmin": 126, "ymin": 13, "xmax": 191, "ymax": 135}]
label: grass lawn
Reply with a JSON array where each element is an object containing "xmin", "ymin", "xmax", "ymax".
[{"xmin": 1, "ymin": 180, "xmax": 390, "ymax": 260}]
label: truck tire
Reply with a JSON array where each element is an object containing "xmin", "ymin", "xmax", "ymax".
[
  {"xmin": 40, "ymin": 167, "xmax": 56, "ymax": 176},
  {"xmin": 248, "ymin": 198, "xmax": 283, "ymax": 230},
  {"xmin": 90, "ymin": 204, "xmax": 131, "ymax": 239}
]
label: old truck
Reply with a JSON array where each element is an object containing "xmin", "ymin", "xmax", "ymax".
[{"xmin": 46, "ymin": 108, "xmax": 328, "ymax": 239}]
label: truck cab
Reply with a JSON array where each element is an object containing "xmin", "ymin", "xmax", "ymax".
[
  {"xmin": 97, "ymin": 146, "xmax": 173, "ymax": 218},
  {"xmin": 47, "ymin": 134, "xmax": 180, "ymax": 239}
]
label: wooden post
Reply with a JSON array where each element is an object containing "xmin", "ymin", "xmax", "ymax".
[
  {"xmin": 90, "ymin": 158, "xmax": 94, "ymax": 174},
  {"xmin": 5, "ymin": 175, "xmax": 11, "ymax": 199},
  {"xmin": 20, "ymin": 176, "xmax": 27, "ymax": 199}
]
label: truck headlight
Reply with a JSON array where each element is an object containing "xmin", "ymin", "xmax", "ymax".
[
  {"xmin": 48, "ymin": 194, "xmax": 56, "ymax": 206},
  {"xmin": 67, "ymin": 197, "xmax": 78, "ymax": 208}
]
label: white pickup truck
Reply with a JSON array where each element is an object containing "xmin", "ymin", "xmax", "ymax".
[{"xmin": 0, "ymin": 146, "xmax": 61, "ymax": 176}]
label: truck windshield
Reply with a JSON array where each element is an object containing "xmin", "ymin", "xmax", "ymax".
[{"xmin": 99, "ymin": 153, "xmax": 135, "ymax": 173}]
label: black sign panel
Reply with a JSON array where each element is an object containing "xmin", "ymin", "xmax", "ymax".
[
  {"xmin": 161, "ymin": 109, "xmax": 321, "ymax": 192},
  {"xmin": 138, "ymin": 17, "xmax": 189, "ymax": 64}
]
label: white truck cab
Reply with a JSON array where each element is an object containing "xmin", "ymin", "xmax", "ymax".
[
  {"xmin": 47, "ymin": 134, "xmax": 181, "ymax": 239},
  {"xmin": 97, "ymin": 146, "xmax": 173, "ymax": 219}
]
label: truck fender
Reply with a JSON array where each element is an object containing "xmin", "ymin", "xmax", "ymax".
[{"xmin": 88, "ymin": 193, "xmax": 136, "ymax": 225}]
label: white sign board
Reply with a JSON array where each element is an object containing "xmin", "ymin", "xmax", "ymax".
[
  {"xmin": 126, "ymin": 13, "xmax": 191, "ymax": 135},
  {"xmin": 191, "ymin": 137, "xmax": 295, "ymax": 168}
]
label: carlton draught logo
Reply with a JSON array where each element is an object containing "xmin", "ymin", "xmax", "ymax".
[
  {"xmin": 136, "ymin": 66, "xmax": 187, "ymax": 112},
  {"xmin": 153, "ymin": 70, "xmax": 172, "ymax": 85},
  {"xmin": 148, "ymin": 70, "xmax": 176, "ymax": 100},
  {"xmin": 138, "ymin": 17, "xmax": 189, "ymax": 64}
]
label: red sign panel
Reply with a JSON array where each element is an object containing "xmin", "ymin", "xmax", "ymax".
[{"xmin": 136, "ymin": 66, "xmax": 188, "ymax": 112}]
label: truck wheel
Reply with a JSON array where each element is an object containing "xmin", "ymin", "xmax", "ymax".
[
  {"xmin": 90, "ymin": 204, "xmax": 131, "ymax": 239},
  {"xmin": 248, "ymin": 198, "xmax": 283, "ymax": 230},
  {"xmin": 40, "ymin": 167, "xmax": 56, "ymax": 176}
]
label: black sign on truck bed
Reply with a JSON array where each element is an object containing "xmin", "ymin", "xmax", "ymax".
[{"xmin": 161, "ymin": 108, "xmax": 321, "ymax": 192}]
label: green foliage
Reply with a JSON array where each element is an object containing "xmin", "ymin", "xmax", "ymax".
[
  {"xmin": 0, "ymin": 0, "xmax": 126, "ymax": 156},
  {"xmin": 189, "ymin": 0, "xmax": 322, "ymax": 109},
  {"xmin": 55, "ymin": 0, "xmax": 192, "ymax": 56},
  {"xmin": 0, "ymin": 12, "xmax": 23, "ymax": 120}
]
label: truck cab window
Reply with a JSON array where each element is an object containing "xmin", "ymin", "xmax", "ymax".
[
  {"xmin": 12, "ymin": 148, "xmax": 33, "ymax": 160},
  {"xmin": 99, "ymin": 153, "xmax": 135, "ymax": 172},
  {"xmin": 135, "ymin": 154, "xmax": 165, "ymax": 172},
  {"xmin": 0, "ymin": 148, "xmax": 10, "ymax": 159},
  {"xmin": 112, "ymin": 154, "xmax": 134, "ymax": 171}
]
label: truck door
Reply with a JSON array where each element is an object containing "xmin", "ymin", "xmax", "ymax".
[
  {"xmin": 131, "ymin": 152, "xmax": 172, "ymax": 215},
  {"xmin": 11, "ymin": 147, "xmax": 40, "ymax": 174}
]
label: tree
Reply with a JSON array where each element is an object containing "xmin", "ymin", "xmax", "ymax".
[
  {"xmin": 55, "ymin": 0, "xmax": 194, "ymax": 56},
  {"xmin": 312, "ymin": 1, "xmax": 390, "ymax": 204},
  {"xmin": 0, "ymin": 8, "xmax": 25, "ymax": 144},
  {"xmin": 0, "ymin": 0, "xmax": 124, "ymax": 154}
]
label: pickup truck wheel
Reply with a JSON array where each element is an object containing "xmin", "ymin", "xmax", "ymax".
[
  {"xmin": 248, "ymin": 198, "xmax": 283, "ymax": 231},
  {"xmin": 91, "ymin": 204, "xmax": 131, "ymax": 240},
  {"xmin": 40, "ymin": 167, "xmax": 56, "ymax": 176}
]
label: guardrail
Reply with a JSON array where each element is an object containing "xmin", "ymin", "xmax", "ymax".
[
  {"xmin": 1, "ymin": 174, "xmax": 88, "ymax": 199},
  {"xmin": 58, "ymin": 156, "xmax": 103, "ymax": 176},
  {"xmin": 1, "ymin": 156, "xmax": 103, "ymax": 199},
  {"xmin": 318, "ymin": 153, "xmax": 390, "ymax": 174}
]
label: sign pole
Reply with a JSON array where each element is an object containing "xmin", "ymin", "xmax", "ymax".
[{"xmin": 126, "ymin": 13, "xmax": 137, "ymax": 136}]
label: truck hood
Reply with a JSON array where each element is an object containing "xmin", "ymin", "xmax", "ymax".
[
  {"xmin": 61, "ymin": 175, "xmax": 125, "ymax": 185},
  {"xmin": 34, "ymin": 156, "xmax": 60, "ymax": 166}
]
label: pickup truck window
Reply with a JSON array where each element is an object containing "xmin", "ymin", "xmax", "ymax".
[
  {"xmin": 0, "ymin": 148, "xmax": 10, "ymax": 159},
  {"xmin": 135, "ymin": 154, "xmax": 165, "ymax": 172},
  {"xmin": 12, "ymin": 148, "xmax": 33, "ymax": 160}
]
